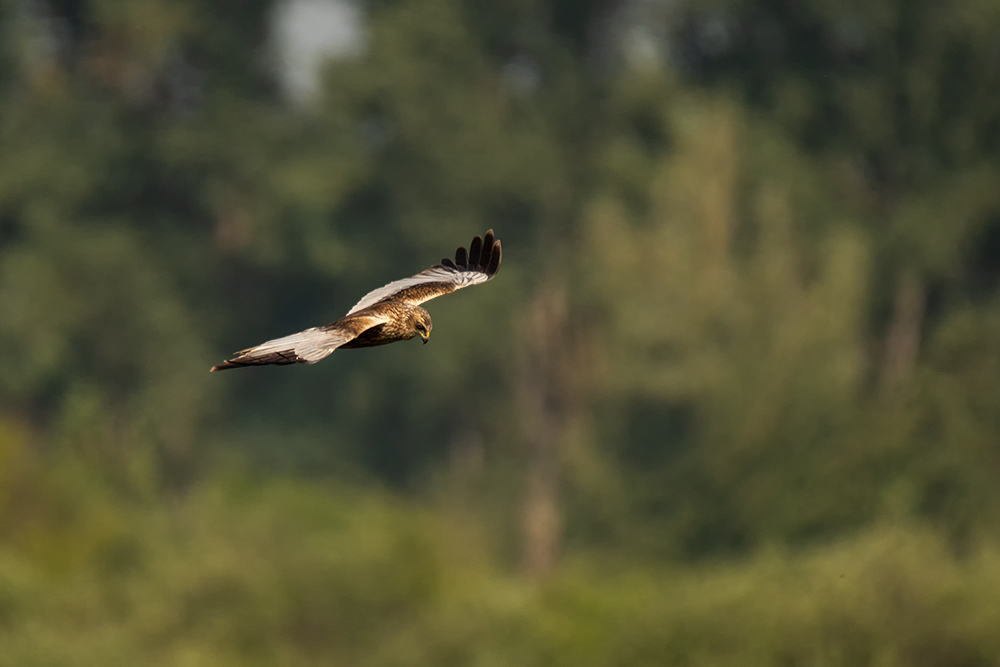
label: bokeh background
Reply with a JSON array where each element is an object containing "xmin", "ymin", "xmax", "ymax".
[{"xmin": 2, "ymin": 0, "xmax": 1000, "ymax": 664}]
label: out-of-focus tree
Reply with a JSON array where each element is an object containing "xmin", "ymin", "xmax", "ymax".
[
  {"xmin": 1, "ymin": 0, "xmax": 999, "ymax": 581},
  {"xmin": 569, "ymin": 89, "xmax": 874, "ymax": 555},
  {"xmin": 0, "ymin": 0, "xmax": 280, "ymax": 475},
  {"xmin": 678, "ymin": 0, "xmax": 1000, "ymax": 386},
  {"xmin": 662, "ymin": 0, "xmax": 1000, "ymax": 549}
]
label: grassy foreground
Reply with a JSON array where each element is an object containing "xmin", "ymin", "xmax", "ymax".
[{"xmin": 1, "ymin": 458, "xmax": 998, "ymax": 667}]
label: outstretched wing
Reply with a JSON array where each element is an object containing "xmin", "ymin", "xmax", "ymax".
[
  {"xmin": 210, "ymin": 231, "xmax": 502, "ymax": 372},
  {"xmin": 210, "ymin": 314, "xmax": 383, "ymax": 372},
  {"xmin": 346, "ymin": 230, "xmax": 502, "ymax": 315}
]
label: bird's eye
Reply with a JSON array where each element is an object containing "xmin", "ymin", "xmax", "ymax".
[{"xmin": 416, "ymin": 323, "xmax": 426, "ymax": 332}]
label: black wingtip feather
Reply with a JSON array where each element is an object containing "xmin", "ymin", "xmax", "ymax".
[
  {"xmin": 487, "ymin": 240, "xmax": 501, "ymax": 276},
  {"xmin": 443, "ymin": 230, "xmax": 500, "ymax": 278},
  {"xmin": 468, "ymin": 235, "xmax": 483, "ymax": 269}
]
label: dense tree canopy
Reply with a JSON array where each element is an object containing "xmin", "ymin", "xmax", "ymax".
[{"xmin": 0, "ymin": 0, "xmax": 999, "ymax": 663}]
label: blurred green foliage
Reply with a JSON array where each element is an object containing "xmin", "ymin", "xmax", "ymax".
[
  {"xmin": 1, "ymin": 0, "xmax": 1000, "ymax": 662},
  {"xmin": 2, "ymin": 451, "xmax": 1000, "ymax": 665}
]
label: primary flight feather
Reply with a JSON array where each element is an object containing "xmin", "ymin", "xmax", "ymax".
[{"xmin": 210, "ymin": 230, "xmax": 501, "ymax": 372}]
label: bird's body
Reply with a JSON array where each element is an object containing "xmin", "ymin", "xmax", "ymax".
[
  {"xmin": 211, "ymin": 231, "xmax": 498, "ymax": 372},
  {"xmin": 337, "ymin": 305, "xmax": 431, "ymax": 349}
]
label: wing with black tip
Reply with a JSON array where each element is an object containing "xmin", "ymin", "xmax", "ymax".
[{"xmin": 345, "ymin": 230, "xmax": 502, "ymax": 315}]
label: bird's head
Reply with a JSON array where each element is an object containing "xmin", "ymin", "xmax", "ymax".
[{"xmin": 409, "ymin": 308, "xmax": 433, "ymax": 344}]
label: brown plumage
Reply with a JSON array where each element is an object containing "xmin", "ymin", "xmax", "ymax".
[{"xmin": 210, "ymin": 230, "xmax": 501, "ymax": 372}]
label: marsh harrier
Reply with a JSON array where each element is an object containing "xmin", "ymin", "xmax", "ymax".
[{"xmin": 211, "ymin": 230, "xmax": 501, "ymax": 371}]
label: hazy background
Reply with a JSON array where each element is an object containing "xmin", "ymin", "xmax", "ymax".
[{"xmin": 2, "ymin": 0, "xmax": 1000, "ymax": 664}]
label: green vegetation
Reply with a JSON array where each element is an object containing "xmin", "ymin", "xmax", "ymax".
[
  {"xmin": 1, "ymin": 0, "xmax": 1000, "ymax": 663},
  {"xmin": 2, "ymin": 450, "xmax": 1000, "ymax": 665}
]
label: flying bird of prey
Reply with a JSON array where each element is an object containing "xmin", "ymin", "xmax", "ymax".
[{"xmin": 210, "ymin": 230, "xmax": 501, "ymax": 372}]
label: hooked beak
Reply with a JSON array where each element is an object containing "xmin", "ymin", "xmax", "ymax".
[{"xmin": 421, "ymin": 333, "xmax": 430, "ymax": 345}]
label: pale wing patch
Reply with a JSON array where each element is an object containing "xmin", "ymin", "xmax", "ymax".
[
  {"xmin": 211, "ymin": 314, "xmax": 387, "ymax": 371},
  {"xmin": 248, "ymin": 327, "xmax": 352, "ymax": 363},
  {"xmin": 346, "ymin": 266, "xmax": 490, "ymax": 315}
]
